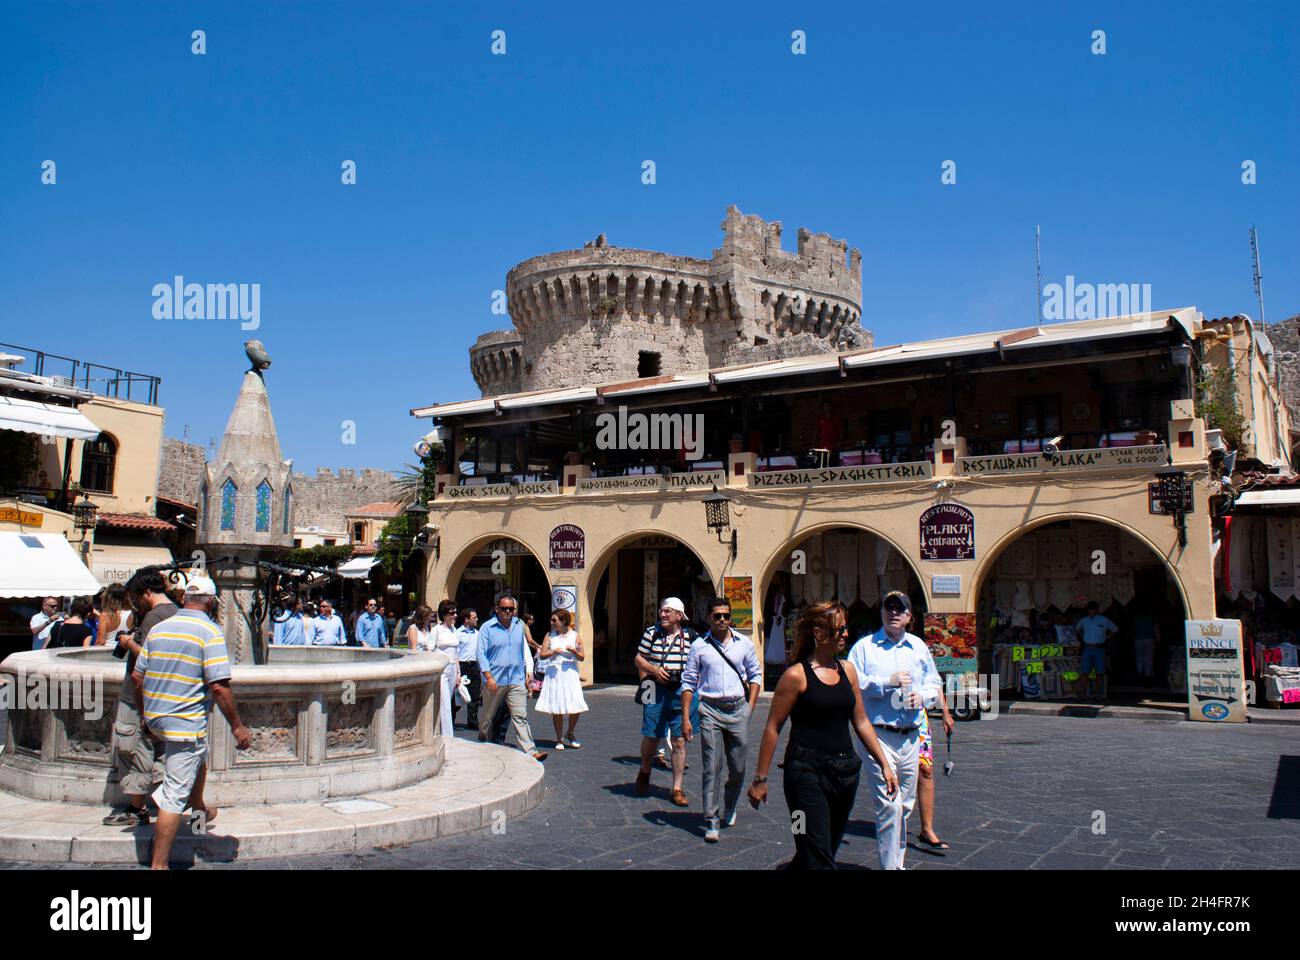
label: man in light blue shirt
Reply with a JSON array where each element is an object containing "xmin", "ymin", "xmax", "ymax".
[
  {"xmin": 1074, "ymin": 601, "xmax": 1118, "ymax": 701},
  {"xmin": 476, "ymin": 594, "xmax": 545, "ymax": 761},
  {"xmin": 454, "ymin": 608, "xmax": 481, "ymax": 727},
  {"xmin": 355, "ymin": 598, "xmax": 388, "ymax": 648},
  {"xmin": 272, "ymin": 599, "xmax": 307, "ymax": 646},
  {"xmin": 309, "ymin": 599, "xmax": 348, "ymax": 646},
  {"xmin": 680, "ymin": 596, "xmax": 762, "ymax": 843},
  {"xmin": 846, "ymin": 590, "xmax": 938, "ymax": 870}
]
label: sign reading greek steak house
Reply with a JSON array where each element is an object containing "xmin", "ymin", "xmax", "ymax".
[
  {"xmin": 919, "ymin": 503, "xmax": 975, "ymax": 560},
  {"xmin": 549, "ymin": 523, "xmax": 585, "ymax": 570}
]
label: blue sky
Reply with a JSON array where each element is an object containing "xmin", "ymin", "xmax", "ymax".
[{"xmin": 2, "ymin": 1, "xmax": 1296, "ymax": 473}]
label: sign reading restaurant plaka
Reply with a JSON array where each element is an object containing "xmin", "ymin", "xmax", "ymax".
[
  {"xmin": 919, "ymin": 503, "xmax": 975, "ymax": 560},
  {"xmin": 958, "ymin": 444, "xmax": 1167, "ymax": 477},
  {"xmin": 548, "ymin": 524, "xmax": 585, "ymax": 570}
]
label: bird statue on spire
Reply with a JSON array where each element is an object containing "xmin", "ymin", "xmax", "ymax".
[{"xmin": 244, "ymin": 340, "xmax": 272, "ymax": 376}]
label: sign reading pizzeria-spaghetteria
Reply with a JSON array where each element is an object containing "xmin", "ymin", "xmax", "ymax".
[
  {"xmin": 548, "ymin": 524, "xmax": 585, "ymax": 570},
  {"xmin": 747, "ymin": 461, "xmax": 932, "ymax": 489},
  {"xmin": 919, "ymin": 503, "xmax": 975, "ymax": 561},
  {"xmin": 958, "ymin": 444, "xmax": 1167, "ymax": 477}
]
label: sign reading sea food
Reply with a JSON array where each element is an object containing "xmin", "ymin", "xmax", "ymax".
[
  {"xmin": 919, "ymin": 503, "xmax": 975, "ymax": 560},
  {"xmin": 923, "ymin": 613, "xmax": 978, "ymax": 674},
  {"xmin": 958, "ymin": 444, "xmax": 1167, "ymax": 477},
  {"xmin": 548, "ymin": 524, "xmax": 585, "ymax": 570},
  {"xmin": 1184, "ymin": 619, "xmax": 1247, "ymax": 722}
]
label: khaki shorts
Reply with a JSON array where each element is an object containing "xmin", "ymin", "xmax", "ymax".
[{"xmin": 151, "ymin": 739, "xmax": 207, "ymax": 814}]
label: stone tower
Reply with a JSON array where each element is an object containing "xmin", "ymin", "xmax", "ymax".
[
  {"xmin": 472, "ymin": 205, "xmax": 871, "ymax": 396},
  {"xmin": 196, "ymin": 359, "xmax": 294, "ymax": 664}
]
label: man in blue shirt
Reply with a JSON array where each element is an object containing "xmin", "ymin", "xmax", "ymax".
[
  {"xmin": 846, "ymin": 590, "xmax": 938, "ymax": 870},
  {"xmin": 309, "ymin": 599, "xmax": 348, "ymax": 646},
  {"xmin": 1074, "ymin": 601, "xmax": 1118, "ymax": 701},
  {"xmin": 272, "ymin": 599, "xmax": 307, "ymax": 646},
  {"xmin": 355, "ymin": 598, "xmax": 388, "ymax": 648},
  {"xmin": 476, "ymin": 593, "xmax": 546, "ymax": 761},
  {"xmin": 454, "ymin": 608, "xmax": 482, "ymax": 727}
]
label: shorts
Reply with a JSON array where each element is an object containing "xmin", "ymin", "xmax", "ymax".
[
  {"xmin": 641, "ymin": 683, "xmax": 700, "ymax": 739},
  {"xmin": 1081, "ymin": 646, "xmax": 1106, "ymax": 677},
  {"xmin": 918, "ymin": 711, "xmax": 933, "ymax": 770},
  {"xmin": 151, "ymin": 739, "xmax": 208, "ymax": 814}
]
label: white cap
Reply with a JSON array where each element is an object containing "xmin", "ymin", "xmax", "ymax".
[
  {"xmin": 183, "ymin": 575, "xmax": 218, "ymax": 597},
  {"xmin": 661, "ymin": 597, "xmax": 686, "ymax": 615}
]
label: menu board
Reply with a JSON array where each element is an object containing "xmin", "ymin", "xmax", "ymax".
[
  {"xmin": 923, "ymin": 613, "xmax": 978, "ymax": 674},
  {"xmin": 723, "ymin": 576, "xmax": 754, "ymax": 632},
  {"xmin": 1185, "ymin": 620, "xmax": 1247, "ymax": 722}
]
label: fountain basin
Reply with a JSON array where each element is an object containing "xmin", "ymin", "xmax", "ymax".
[{"xmin": 0, "ymin": 645, "xmax": 450, "ymax": 806}]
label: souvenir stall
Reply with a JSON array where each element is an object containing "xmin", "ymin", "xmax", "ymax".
[
  {"xmin": 1217, "ymin": 512, "xmax": 1300, "ymax": 707},
  {"xmin": 979, "ymin": 520, "xmax": 1184, "ymax": 702},
  {"xmin": 766, "ymin": 529, "xmax": 925, "ymax": 645}
]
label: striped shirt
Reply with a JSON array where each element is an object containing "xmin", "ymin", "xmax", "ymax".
[
  {"xmin": 636, "ymin": 625, "xmax": 696, "ymax": 673},
  {"xmin": 133, "ymin": 609, "xmax": 232, "ymax": 741}
]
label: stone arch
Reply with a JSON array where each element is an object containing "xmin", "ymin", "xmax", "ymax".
[
  {"xmin": 440, "ymin": 531, "xmax": 552, "ymax": 614},
  {"xmin": 582, "ymin": 527, "xmax": 718, "ymax": 621},
  {"xmin": 971, "ymin": 512, "xmax": 1191, "ymax": 618}
]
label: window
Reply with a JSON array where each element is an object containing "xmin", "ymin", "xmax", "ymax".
[
  {"xmin": 79, "ymin": 435, "xmax": 116, "ymax": 494},
  {"xmin": 255, "ymin": 480, "xmax": 272, "ymax": 532},
  {"xmin": 293, "ymin": 538, "xmax": 302, "ymax": 548},
  {"xmin": 1017, "ymin": 395, "xmax": 1062, "ymax": 438},
  {"xmin": 200, "ymin": 481, "xmax": 209, "ymax": 537},
  {"xmin": 220, "ymin": 478, "xmax": 237, "ymax": 531},
  {"xmin": 283, "ymin": 486, "xmax": 292, "ymax": 534},
  {"xmin": 324, "ymin": 538, "xmax": 336, "ymax": 546},
  {"xmin": 353, "ymin": 522, "xmax": 365, "ymax": 543},
  {"xmin": 869, "ymin": 409, "xmax": 912, "ymax": 456},
  {"xmin": 638, "ymin": 351, "xmax": 661, "ymax": 378}
]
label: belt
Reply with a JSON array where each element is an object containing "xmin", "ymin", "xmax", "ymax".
[
  {"xmin": 873, "ymin": 723, "xmax": 917, "ymax": 734},
  {"xmin": 703, "ymin": 695, "xmax": 745, "ymax": 705}
]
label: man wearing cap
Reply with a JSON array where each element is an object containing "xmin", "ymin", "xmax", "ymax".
[
  {"xmin": 632, "ymin": 597, "xmax": 698, "ymax": 806},
  {"xmin": 846, "ymin": 590, "xmax": 937, "ymax": 870},
  {"xmin": 131, "ymin": 576, "xmax": 251, "ymax": 869}
]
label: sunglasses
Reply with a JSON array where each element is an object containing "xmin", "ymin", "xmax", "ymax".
[
  {"xmin": 498, "ymin": 606, "xmax": 516, "ymax": 612},
  {"xmin": 711, "ymin": 612, "xmax": 731, "ymax": 620},
  {"xmin": 884, "ymin": 605, "xmax": 907, "ymax": 615}
]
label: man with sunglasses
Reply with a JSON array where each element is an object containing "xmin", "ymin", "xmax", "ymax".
[
  {"xmin": 846, "ymin": 590, "xmax": 939, "ymax": 870},
  {"xmin": 681, "ymin": 597, "xmax": 762, "ymax": 843},
  {"xmin": 355, "ymin": 598, "xmax": 388, "ymax": 648},
  {"xmin": 476, "ymin": 592, "xmax": 546, "ymax": 761}
]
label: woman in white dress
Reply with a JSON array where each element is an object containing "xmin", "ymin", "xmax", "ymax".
[
  {"xmin": 416, "ymin": 601, "xmax": 461, "ymax": 739},
  {"xmin": 535, "ymin": 609, "xmax": 587, "ymax": 748}
]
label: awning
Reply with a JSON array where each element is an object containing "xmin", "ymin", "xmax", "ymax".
[
  {"xmin": 90, "ymin": 536, "xmax": 174, "ymax": 586},
  {"xmin": 337, "ymin": 556, "xmax": 380, "ymax": 579},
  {"xmin": 1235, "ymin": 489, "xmax": 1300, "ymax": 507},
  {"xmin": 0, "ymin": 532, "xmax": 104, "ymax": 598},
  {"xmin": 0, "ymin": 395, "xmax": 101, "ymax": 441}
]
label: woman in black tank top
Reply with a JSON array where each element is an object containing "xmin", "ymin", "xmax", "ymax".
[{"xmin": 748, "ymin": 602, "xmax": 899, "ymax": 869}]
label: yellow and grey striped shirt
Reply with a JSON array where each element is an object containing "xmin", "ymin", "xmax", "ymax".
[{"xmin": 133, "ymin": 609, "xmax": 232, "ymax": 741}]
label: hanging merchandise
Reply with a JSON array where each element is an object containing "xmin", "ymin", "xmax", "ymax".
[
  {"xmin": 1291, "ymin": 521, "xmax": 1300, "ymax": 604},
  {"xmin": 1252, "ymin": 517, "xmax": 1269, "ymax": 596},
  {"xmin": 1013, "ymin": 580, "xmax": 1032, "ymax": 611},
  {"xmin": 1226, "ymin": 516, "xmax": 1253, "ymax": 600},
  {"xmin": 834, "ymin": 533, "xmax": 858, "ymax": 601},
  {"xmin": 1032, "ymin": 577, "xmax": 1049, "ymax": 609},
  {"xmin": 858, "ymin": 537, "xmax": 878, "ymax": 607},
  {"xmin": 1077, "ymin": 526, "xmax": 1117, "ymax": 576},
  {"xmin": 1112, "ymin": 568, "xmax": 1136, "ymax": 605},
  {"xmin": 1039, "ymin": 530, "xmax": 1078, "ymax": 578},
  {"xmin": 1048, "ymin": 577, "xmax": 1073, "ymax": 612},
  {"xmin": 1000, "ymin": 539, "xmax": 1036, "ymax": 578},
  {"xmin": 1267, "ymin": 517, "xmax": 1295, "ymax": 601},
  {"xmin": 1119, "ymin": 533, "xmax": 1146, "ymax": 566},
  {"xmin": 995, "ymin": 579, "xmax": 1015, "ymax": 612}
]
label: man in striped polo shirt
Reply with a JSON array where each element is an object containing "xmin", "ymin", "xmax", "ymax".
[
  {"xmin": 132, "ymin": 575, "xmax": 251, "ymax": 869},
  {"xmin": 632, "ymin": 597, "xmax": 698, "ymax": 806}
]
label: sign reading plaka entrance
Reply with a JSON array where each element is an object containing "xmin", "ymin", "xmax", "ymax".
[
  {"xmin": 1184, "ymin": 620, "xmax": 1247, "ymax": 722},
  {"xmin": 548, "ymin": 524, "xmax": 585, "ymax": 570},
  {"xmin": 919, "ymin": 504, "xmax": 975, "ymax": 560}
]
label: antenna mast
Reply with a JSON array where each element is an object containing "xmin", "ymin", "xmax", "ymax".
[
  {"xmin": 1250, "ymin": 225, "xmax": 1266, "ymax": 325},
  {"xmin": 1035, "ymin": 225, "xmax": 1043, "ymax": 324}
]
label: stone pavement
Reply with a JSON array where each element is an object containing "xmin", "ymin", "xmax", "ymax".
[{"xmin": 5, "ymin": 686, "xmax": 1298, "ymax": 869}]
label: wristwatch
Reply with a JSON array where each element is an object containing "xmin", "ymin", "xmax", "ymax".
[{"xmin": 751, "ymin": 775, "xmax": 768, "ymax": 784}]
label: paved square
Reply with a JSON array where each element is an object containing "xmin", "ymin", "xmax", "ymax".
[{"xmin": 4, "ymin": 687, "xmax": 1297, "ymax": 869}]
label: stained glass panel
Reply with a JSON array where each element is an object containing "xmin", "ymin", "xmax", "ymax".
[
  {"xmin": 220, "ymin": 479, "xmax": 236, "ymax": 531},
  {"xmin": 255, "ymin": 480, "xmax": 272, "ymax": 533}
]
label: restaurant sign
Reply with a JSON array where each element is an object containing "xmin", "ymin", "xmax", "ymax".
[
  {"xmin": 548, "ymin": 524, "xmax": 585, "ymax": 570},
  {"xmin": 748, "ymin": 461, "xmax": 932, "ymax": 490},
  {"xmin": 444, "ymin": 480, "xmax": 559, "ymax": 500},
  {"xmin": 958, "ymin": 444, "xmax": 1167, "ymax": 477},
  {"xmin": 575, "ymin": 470, "xmax": 725, "ymax": 494},
  {"xmin": 919, "ymin": 503, "xmax": 975, "ymax": 561},
  {"xmin": 0, "ymin": 507, "xmax": 43, "ymax": 527},
  {"xmin": 1184, "ymin": 619, "xmax": 1247, "ymax": 722}
]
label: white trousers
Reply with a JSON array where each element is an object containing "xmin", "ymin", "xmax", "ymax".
[
  {"xmin": 437, "ymin": 659, "xmax": 459, "ymax": 737},
  {"xmin": 865, "ymin": 727, "xmax": 919, "ymax": 870}
]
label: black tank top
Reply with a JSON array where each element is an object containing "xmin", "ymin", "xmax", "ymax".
[{"xmin": 788, "ymin": 660, "xmax": 855, "ymax": 754}]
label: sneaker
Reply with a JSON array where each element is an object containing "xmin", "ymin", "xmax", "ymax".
[
  {"xmin": 634, "ymin": 770, "xmax": 650, "ymax": 796},
  {"xmin": 654, "ymin": 751, "xmax": 670, "ymax": 769},
  {"xmin": 554, "ymin": 741, "xmax": 565, "ymax": 750},
  {"xmin": 704, "ymin": 822, "xmax": 720, "ymax": 843},
  {"xmin": 670, "ymin": 788, "xmax": 689, "ymax": 807},
  {"xmin": 564, "ymin": 738, "xmax": 582, "ymax": 749},
  {"xmin": 102, "ymin": 807, "xmax": 148, "ymax": 827},
  {"xmin": 723, "ymin": 809, "xmax": 737, "ymax": 828}
]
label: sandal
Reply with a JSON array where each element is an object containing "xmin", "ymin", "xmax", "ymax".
[
  {"xmin": 102, "ymin": 807, "xmax": 148, "ymax": 826},
  {"xmin": 918, "ymin": 834, "xmax": 950, "ymax": 849}
]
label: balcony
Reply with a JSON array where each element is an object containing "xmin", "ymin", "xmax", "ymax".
[{"xmin": 0, "ymin": 342, "xmax": 161, "ymax": 406}]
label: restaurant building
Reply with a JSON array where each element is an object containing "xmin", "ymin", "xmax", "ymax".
[{"xmin": 408, "ymin": 217, "xmax": 1291, "ymax": 709}]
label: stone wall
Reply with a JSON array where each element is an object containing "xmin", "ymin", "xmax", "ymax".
[
  {"xmin": 1268, "ymin": 314, "xmax": 1300, "ymax": 418},
  {"xmin": 158, "ymin": 438, "xmax": 208, "ymax": 505},
  {"xmin": 158, "ymin": 439, "xmax": 400, "ymax": 533}
]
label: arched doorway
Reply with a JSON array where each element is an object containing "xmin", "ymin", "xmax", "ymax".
[
  {"xmin": 587, "ymin": 532, "xmax": 714, "ymax": 683},
  {"xmin": 975, "ymin": 518, "xmax": 1188, "ymax": 704},
  {"xmin": 761, "ymin": 525, "xmax": 926, "ymax": 687},
  {"xmin": 448, "ymin": 535, "xmax": 552, "ymax": 647}
]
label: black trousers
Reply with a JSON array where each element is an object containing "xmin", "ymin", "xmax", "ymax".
[
  {"xmin": 456, "ymin": 661, "xmax": 482, "ymax": 725},
  {"xmin": 782, "ymin": 744, "xmax": 862, "ymax": 870}
]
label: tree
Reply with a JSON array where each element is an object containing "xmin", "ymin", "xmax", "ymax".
[{"xmin": 1196, "ymin": 365, "xmax": 1248, "ymax": 451}]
